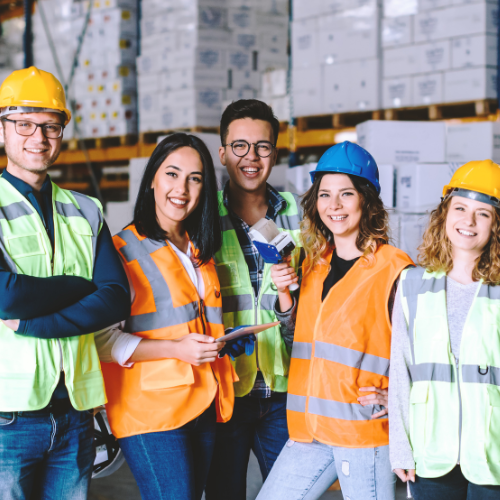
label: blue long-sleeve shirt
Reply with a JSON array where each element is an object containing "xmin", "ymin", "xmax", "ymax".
[{"xmin": 0, "ymin": 169, "xmax": 131, "ymax": 338}]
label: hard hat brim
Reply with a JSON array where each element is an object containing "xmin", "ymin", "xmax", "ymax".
[{"xmin": 0, "ymin": 106, "xmax": 70, "ymax": 126}]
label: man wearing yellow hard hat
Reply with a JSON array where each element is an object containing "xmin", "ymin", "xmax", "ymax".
[{"xmin": 0, "ymin": 67, "xmax": 130, "ymax": 498}]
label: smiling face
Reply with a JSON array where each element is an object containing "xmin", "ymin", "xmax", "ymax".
[
  {"xmin": 0, "ymin": 112, "xmax": 64, "ymax": 175},
  {"xmin": 316, "ymin": 173, "xmax": 363, "ymax": 241},
  {"xmin": 445, "ymin": 195, "xmax": 494, "ymax": 256},
  {"xmin": 151, "ymin": 146, "xmax": 204, "ymax": 232},
  {"xmin": 219, "ymin": 117, "xmax": 277, "ymax": 194}
]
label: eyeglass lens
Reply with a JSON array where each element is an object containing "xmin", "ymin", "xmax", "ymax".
[
  {"xmin": 231, "ymin": 140, "xmax": 273, "ymax": 158},
  {"xmin": 15, "ymin": 121, "xmax": 63, "ymax": 139}
]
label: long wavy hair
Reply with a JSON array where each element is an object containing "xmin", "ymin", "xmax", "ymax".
[
  {"xmin": 417, "ymin": 197, "xmax": 500, "ymax": 285},
  {"xmin": 300, "ymin": 172, "xmax": 389, "ymax": 275}
]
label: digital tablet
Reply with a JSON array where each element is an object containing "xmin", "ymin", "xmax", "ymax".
[{"xmin": 216, "ymin": 321, "xmax": 281, "ymax": 342}]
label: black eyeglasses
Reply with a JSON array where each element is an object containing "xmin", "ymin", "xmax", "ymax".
[
  {"xmin": 1, "ymin": 118, "xmax": 64, "ymax": 139},
  {"xmin": 223, "ymin": 140, "xmax": 275, "ymax": 158}
]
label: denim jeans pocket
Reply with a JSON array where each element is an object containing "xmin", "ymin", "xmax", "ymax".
[{"xmin": 0, "ymin": 412, "xmax": 16, "ymax": 426}]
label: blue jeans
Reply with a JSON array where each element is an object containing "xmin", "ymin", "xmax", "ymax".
[
  {"xmin": 205, "ymin": 392, "xmax": 289, "ymax": 500},
  {"xmin": 256, "ymin": 439, "xmax": 396, "ymax": 500},
  {"xmin": 118, "ymin": 402, "xmax": 216, "ymax": 500},
  {"xmin": 0, "ymin": 407, "xmax": 95, "ymax": 500},
  {"xmin": 411, "ymin": 465, "xmax": 500, "ymax": 500}
]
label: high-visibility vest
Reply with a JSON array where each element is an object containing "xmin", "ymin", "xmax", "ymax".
[
  {"xmin": 288, "ymin": 244, "xmax": 413, "ymax": 447},
  {"xmin": 0, "ymin": 177, "xmax": 106, "ymax": 411},
  {"xmin": 102, "ymin": 225, "xmax": 237, "ymax": 439},
  {"xmin": 214, "ymin": 191, "xmax": 302, "ymax": 396},
  {"xmin": 399, "ymin": 267, "xmax": 500, "ymax": 485}
]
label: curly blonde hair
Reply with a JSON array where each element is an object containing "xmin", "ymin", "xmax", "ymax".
[
  {"xmin": 300, "ymin": 173, "xmax": 389, "ymax": 275},
  {"xmin": 417, "ymin": 197, "xmax": 500, "ymax": 285}
]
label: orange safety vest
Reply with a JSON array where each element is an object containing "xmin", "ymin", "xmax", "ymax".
[
  {"xmin": 287, "ymin": 244, "xmax": 413, "ymax": 448},
  {"xmin": 101, "ymin": 225, "xmax": 237, "ymax": 439}
]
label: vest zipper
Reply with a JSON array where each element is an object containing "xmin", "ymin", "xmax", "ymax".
[
  {"xmin": 199, "ymin": 298, "xmax": 206, "ymax": 336},
  {"xmin": 252, "ymin": 287, "xmax": 262, "ymax": 370}
]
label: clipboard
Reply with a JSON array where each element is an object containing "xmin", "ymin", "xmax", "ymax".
[{"xmin": 216, "ymin": 321, "xmax": 280, "ymax": 342}]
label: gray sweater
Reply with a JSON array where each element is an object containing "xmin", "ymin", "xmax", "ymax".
[{"xmin": 388, "ymin": 276, "xmax": 479, "ymax": 470}]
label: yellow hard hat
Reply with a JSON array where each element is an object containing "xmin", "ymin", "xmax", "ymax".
[
  {"xmin": 0, "ymin": 67, "xmax": 71, "ymax": 125},
  {"xmin": 443, "ymin": 160, "xmax": 500, "ymax": 208}
]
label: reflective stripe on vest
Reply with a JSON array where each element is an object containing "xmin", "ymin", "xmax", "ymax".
[
  {"xmin": 0, "ymin": 179, "xmax": 106, "ymax": 411},
  {"xmin": 287, "ymin": 245, "xmax": 413, "ymax": 447},
  {"xmin": 102, "ymin": 225, "xmax": 235, "ymax": 439},
  {"xmin": 215, "ymin": 191, "xmax": 302, "ymax": 396},
  {"xmin": 400, "ymin": 266, "xmax": 500, "ymax": 485}
]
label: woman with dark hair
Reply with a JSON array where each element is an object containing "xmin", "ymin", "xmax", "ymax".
[
  {"xmin": 256, "ymin": 142, "xmax": 413, "ymax": 500},
  {"xmin": 390, "ymin": 160, "xmax": 500, "ymax": 499},
  {"xmin": 95, "ymin": 133, "xmax": 248, "ymax": 500}
]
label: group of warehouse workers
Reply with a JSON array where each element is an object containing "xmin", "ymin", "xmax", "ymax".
[{"xmin": 0, "ymin": 66, "xmax": 499, "ymax": 500}]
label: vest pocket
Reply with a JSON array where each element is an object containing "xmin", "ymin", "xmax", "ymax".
[
  {"xmin": 140, "ymin": 359, "xmax": 194, "ymax": 391},
  {"xmin": 5, "ymin": 233, "xmax": 44, "ymax": 259},
  {"xmin": 410, "ymin": 382, "xmax": 430, "ymax": 459}
]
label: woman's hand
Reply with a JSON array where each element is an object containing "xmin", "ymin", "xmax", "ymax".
[
  {"xmin": 394, "ymin": 468, "xmax": 415, "ymax": 483},
  {"xmin": 1, "ymin": 319, "xmax": 20, "ymax": 331},
  {"xmin": 358, "ymin": 386, "xmax": 388, "ymax": 419},
  {"xmin": 171, "ymin": 333, "xmax": 224, "ymax": 366},
  {"xmin": 270, "ymin": 256, "xmax": 298, "ymax": 293}
]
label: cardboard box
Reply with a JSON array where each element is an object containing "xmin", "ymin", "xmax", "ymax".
[
  {"xmin": 384, "ymin": 0, "xmax": 418, "ymax": 17},
  {"xmin": 383, "ymin": 45, "xmax": 418, "ymax": 78},
  {"xmin": 261, "ymin": 69, "xmax": 288, "ymax": 98},
  {"xmin": 383, "ymin": 40, "xmax": 450, "ymax": 78},
  {"xmin": 398, "ymin": 213, "xmax": 430, "ymax": 262},
  {"xmin": 291, "ymin": 18, "xmax": 319, "ymax": 69},
  {"xmin": 451, "ymin": 34, "xmax": 497, "ymax": 69},
  {"xmin": 414, "ymin": 3, "xmax": 498, "ymax": 43},
  {"xmin": 356, "ymin": 120, "xmax": 446, "ymax": 164},
  {"xmin": 378, "ymin": 164, "xmax": 396, "ymax": 208},
  {"xmin": 323, "ymin": 59, "xmax": 380, "ymax": 113},
  {"xmin": 396, "ymin": 162, "xmax": 455, "ymax": 211},
  {"xmin": 382, "ymin": 16, "xmax": 413, "ymax": 47},
  {"xmin": 412, "ymin": 72, "xmax": 444, "ymax": 105},
  {"xmin": 383, "ymin": 77, "xmax": 412, "ymax": 108},
  {"xmin": 292, "ymin": 66, "xmax": 323, "ymax": 116},
  {"xmin": 318, "ymin": 13, "xmax": 380, "ymax": 64},
  {"xmin": 446, "ymin": 122, "xmax": 500, "ymax": 163},
  {"xmin": 443, "ymin": 67, "xmax": 497, "ymax": 102}
]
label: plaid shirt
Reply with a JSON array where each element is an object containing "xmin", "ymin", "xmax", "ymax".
[{"xmin": 223, "ymin": 182, "xmax": 287, "ymax": 398}]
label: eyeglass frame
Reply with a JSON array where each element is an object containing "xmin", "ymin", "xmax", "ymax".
[
  {"xmin": 0, "ymin": 117, "xmax": 65, "ymax": 139},
  {"xmin": 222, "ymin": 139, "xmax": 276, "ymax": 158}
]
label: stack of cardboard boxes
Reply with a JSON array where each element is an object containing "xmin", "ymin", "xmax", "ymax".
[
  {"xmin": 138, "ymin": 0, "xmax": 289, "ymax": 133},
  {"xmin": 292, "ymin": 0, "xmax": 381, "ymax": 117},
  {"xmin": 382, "ymin": 0, "xmax": 498, "ymax": 109},
  {"xmin": 32, "ymin": 0, "xmax": 138, "ymax": 139},
  {"xmin": 0, "ymin": 17, "xmax": 25, "ymax": 83}
]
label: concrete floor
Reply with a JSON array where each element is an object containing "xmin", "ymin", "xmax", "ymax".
[{"xmin": 89, "ymin": 451, "xmax": 409, "ymax": 500}]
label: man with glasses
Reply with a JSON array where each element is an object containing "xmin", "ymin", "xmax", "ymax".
[
  {"xmin": 205, "ymin": 100, "xmax": 302, "ymax": 500},
  {"xmin": 0, "ymin": 67, "xmax": 130, "ymax": 499}
]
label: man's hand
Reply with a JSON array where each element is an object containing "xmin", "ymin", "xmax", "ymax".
[
  {"xmin": 270, "ymin": 256, "xmax": 298, "ymax": 293},
  {"xmin": 358, "ymin": 386, "xmax": 389, "ymax": 419},
  {"xmin": 1, "ymin": 319, "xmax": 20, "ymax": 332}
]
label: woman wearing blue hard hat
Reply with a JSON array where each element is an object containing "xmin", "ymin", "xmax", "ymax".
[{"xmin": 256, "ymin": 142, "xmax": 414, "ymax": 500}]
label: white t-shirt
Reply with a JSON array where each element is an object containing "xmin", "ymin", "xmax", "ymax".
[{"xmin": 94, "ymin": 240, "xmax": 205, "ymax": 367}]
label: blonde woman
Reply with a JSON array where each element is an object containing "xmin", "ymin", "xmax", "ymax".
[
  {"xmin": 389, "ymin": 160, "xmax": 500, "ymax": 499},
  {"xmin": 257, "ymin": 142, "xmax": 413, "ymax": 500}
]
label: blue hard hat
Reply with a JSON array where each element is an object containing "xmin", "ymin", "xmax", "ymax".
[{"xmin": 309, "ymin": 141, "xmax": 381, "ymax": 194}]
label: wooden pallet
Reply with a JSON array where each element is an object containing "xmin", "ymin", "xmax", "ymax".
[
  {"xmin": 140, "ymin": 126, "xmax": 220, "ymax": 145},
  {"xmin": 295, "ymin": 99, "xmax": 498, "ymax": 133},
  {"xmin": 384, "ymin": 99, "xmax": 498, "ymax": 121},
  {"xmin": 61, "ymin": 134, "xmax": 138, "ymax": 152}
]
